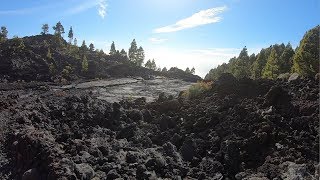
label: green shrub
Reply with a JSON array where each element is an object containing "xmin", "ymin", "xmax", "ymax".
[{"xmin": 182, "ymin": 81, "xmax": 212, "ymax": 99}]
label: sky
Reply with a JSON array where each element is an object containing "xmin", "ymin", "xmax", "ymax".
[{"xmin": 1, "ymin": 0, "xmax": 319, "ymax": 77}]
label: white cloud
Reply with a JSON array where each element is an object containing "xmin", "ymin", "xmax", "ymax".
[
  {"xmin": 154, "ymin": 6, "xmax": 227, "ymax": 33},
  {"xmin": 98, "ymin": 0, "xmax": 107, "ymax": 19},
  {"xmin": 66, "ymin": 0, "xmax": 107, "ymax": 19},
  {"xmin": 149, "ymin": 37, "xmax": 168, "ymax": 44},
  {"xmin": 66, "ymin": 1, "xmax": 98, "ymax": 15}
]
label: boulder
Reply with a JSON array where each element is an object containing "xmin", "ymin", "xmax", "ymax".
[
  {"xmin": 288, "ymin": 73, "xmax": 300, "ymax": 82},
  {"xmin": 128, "ymin": 109, "xmax": 143, "ymax": 122},
  {"xmin": 263, "ymin": 86, "xmax": 290, "ymax": 107},
  {"xmin": 75, "ymin": 163, "xmax": 95, "ymax": 180},
  {"xmin": 277, "ymin": 73, "xmax": 290, "ymax": 80},
  {"xmin": 215, "ymin": 73, "xmax": 238, "ymax": 95},
  {"xmin": 280, "ymin": 161, "xmax": 315, "ymax": 180},
  {"xmin": 106, "ymin": 169, "xmax": 121, "ymax": 179},
  {"xmin": 315, "ymin": 73, "xmax": 320, "ymax": 81}
]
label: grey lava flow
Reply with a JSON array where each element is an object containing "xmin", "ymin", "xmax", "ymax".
[{"xmin": 0, "ymin": 74, "xmax": 318, "ymax": 180}]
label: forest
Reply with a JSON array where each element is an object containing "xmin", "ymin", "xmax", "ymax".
[{"xmin": 205, "ymin": 25, "xmax": 319, "ymax": 80}]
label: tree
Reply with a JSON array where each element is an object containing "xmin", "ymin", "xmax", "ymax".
[
  {"xmin": 80, "ymin": 40, "xmax": 88, "ymax": 52},
  {"xmin": 41, "ymin": 24, "xmax": 49, "ymax": 35},
  {"xmin": 162, "ymin": 67, "xmax": 168, "ymax": 72},
  {"xmin": 262, "ymin": 48, "xmax": 280, "ymax": 79},
  {"xmin": 251, "ymin": 47, "xmax": 273, "ymax": 79},
  {"xmin": 0, "ymin": 26, "xmax": 8, "ymax": 41},
  {"xmin": 68, "ymin": 26, "xmax": 74, "ymax": 44},
  {"xmin": 11, "ymin": 36, "xmax": 26, "ymax": 53},
  {"xmin": 292, "ymin": 25, "xmax": 319, "ymax": 76},
  {"xmin": 190, "ymin": 67, "xmax": 195, "ymax": 74},
  {"xmin": 136, "ymin": 46, "xmax": 145, "ymax": 66},
  {"xmin": 233, "ymin": 47, "xmax": 251, "ymax": 78},
  {"xmin": 278, "ymin": 43, "xmax": 295, "ymax": 73},
  {"xmin": 120, "ymin": 49, "xmax": 127, "ymax": 57},
  {"xmin": 129, "ymin": 39, "xmax": 138, "ymax": 64},
  {"xmin": 52, "ymin": 21, "xmax": 65, "ymax": 37},
  {"xmin": 185, "ymin": 67, "xmax": 191, "ymax": 73},
  {"xmin": 110, "ymin": 41, "xmax": 116, "ymax": 55},
  {"xmin": 145, "ymin": 59, "xmax": 157, "ymax": 70},
  {"xmin": 82, "ymin": 55, "xmax": 89, "ymax": 72},
  {"xmin": 74, "ymin": 38, "xmax": 78, "ymax": 46},
  {"xmin": 89, "ymin": 43, "xmax": 95, "ymax": 51}
]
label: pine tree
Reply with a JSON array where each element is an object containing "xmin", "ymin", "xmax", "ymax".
[
  {"xmin": 41, "ymin": 24, "xmax": 49, "ymax": 35},
  {"xmin": 136, "ymin": 46, "xmax": 145, "ymax": 66},
  {"xmin": 68, "ymin": 27, "xmax": 74, "ymax": 44},
  {"xmin": 110, "ymin": 41, "xmax": 116, "ymax": 55},
  {"xmin": 292, "ymin": 25, "xmax": 319, "ymax": 76},
  {"xmin": 52, "ymin": 21, "xmax": 65, "ymax": 37},
  {"xmin": 0, "ymin": 26, "xmax": 8, "ymax": 41},
  {"xmin": 120, "ymin": 49, "xmax": 127, "ymax": 57},
  {"xmin": 150, "ymin": 59, "xmax": 157, "ymax": 70},
  {"xmin": 82, "ymin": 55, "xmax": 89, "ymax": 72},
  {"xmin": 74, "ymin": 38, "xmax": 78, "ymax": 46},
  {"xmin": 129, "ymin": 39, "xmax": 138, "ymax": 63},
  {"xmin": 234, "ymin": 47, "xmax": 251, "ymax": 78},
  {"xmin": 279, "ymin": 43, "xmax": 295, "ymax": 73},
  {"xmin": 162, "ymin": 67, "xmax": 168, "ymax": 72},
  {"xmin": 191, "ymin": 67, "xmax": 195, "ymax": 74},
  {"xmin": 80, "ymin": 40, "xmax": 88, "ymax": 52},
  {"xmin": 251, "ymin": 46, "xmax": 274, "ymax": 79},
  {"xmin": 185, "ymin": 67, "xmax": 191, "ymax": 73},
  {"xmin": 145, "ymin": 59, "xmax": 152, "ymax": 69},
  {"xmin": 262, "ymin": 48, "xmax": 280, "ymax": 79},
  {"xmin": 89, "ymin": 43, "xmax": 95, "ymax": 51}
]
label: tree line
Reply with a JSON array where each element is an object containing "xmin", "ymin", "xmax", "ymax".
[
  {"xmin": 1, "ymin": 21, "xmax": 199, "ymax": 76},
  {"xmin": 205, "ymin": 25, "xmax": 319, "ymax": 80}
]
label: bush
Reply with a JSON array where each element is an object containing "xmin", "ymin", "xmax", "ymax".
[{"xmin": 182, "ymin": 81, "xmax": 212, "ymax": 99}]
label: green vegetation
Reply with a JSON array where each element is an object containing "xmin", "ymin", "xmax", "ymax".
[
  {"xmin": 0, "ymin": 21, "xmax": 200, "ymax": 82},
  {"xmin": 205, "ymin": 25, "xmax": 319, "ymax": 80},
  {"xmin": 182, "ymin": 81, "xmax": 212, "ymax": 99},
  {"xmin": 0, "ymin": 26, "xmax": 8, "ymax": 42},
  {"xmin": 128, "ymin": 39, "xmax": 145, "ymax": 66},
  {"xmin": 110, "ymin": 41, "xmax": 116, "ymax": 55},
  {"xmin": 145, "ymin": 59, "xmax": 157, "ymax": 70},
  {"xmin": 292, "ymin": 26, "xmax": 319, "ymax": 76},
  {"xmin": 81, "ymin": 55, "xmax": 88, "ymax": 72},
  {"xmin": 68, "ymin": 26, "xmax": 74, "ymax": 44},
  {"xmin": 41, "ymin": 24, "xmax": 49, "ymax": 35},
  {"xmin": 53, "ymin": 21, "xmax": 65, "ymax": 37},
  {"xmin": 185, "ymin": 67, "xmax": 195, "ymax": 74}
]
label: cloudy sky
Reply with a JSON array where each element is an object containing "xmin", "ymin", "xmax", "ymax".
[{"xmin": 1, "ymin": 0, "xmax": 319, "ymax": 77}]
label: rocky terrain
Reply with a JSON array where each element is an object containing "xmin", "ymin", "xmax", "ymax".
[{"xmin": 0, "ymin": 74, "xmax": 318, "ymax": 180}]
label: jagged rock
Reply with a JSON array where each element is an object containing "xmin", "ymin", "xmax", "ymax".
[
  {"xmin": 180, "ymin": 139, "xmax": 195, "ymax": 161},
  {"xmin": 141, "ymin": 109, "xmax": 152, "ymax": 122},
  {"xmin": 280, "ymin": 161, "xmax": 315, "ymax": 180},
  {"xmin": 106, "ymin": 169, "xmax": 121, "ymax": 179},
  {"xmin": 22, "ymin": 168, "xmax": 41, "ymax": 180},
  {"xmin": 288, "ymin": 73, "xmax": 300, "ymax": 82},
  {"xmin": 215, "ymin": 73, "xmax": 237, "ymax": 95},
  {"xmin": 75, "ymin": 163, "xmax": 95, "ymax": 180},
  {"xmin": 128, "ymin": 109, "xmax": 143, "ymax": 122},
  {"xmin": 315, "ymin": 73, "xmax": 320, "ymax": 81},
  {"xmin": 277, "ymin": 73, "xmax": 290, "ymax": 80},
  {"xmin": 263, "ymin": 86, "xmax": 290, "ymax": 107}
]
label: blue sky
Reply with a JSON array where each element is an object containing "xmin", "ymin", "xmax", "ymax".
[{"xmin": 1, "ymin": 0, "xmax": 319, "ymax": 77}]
